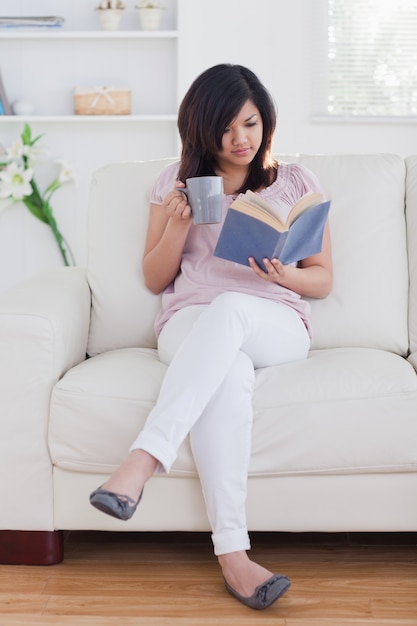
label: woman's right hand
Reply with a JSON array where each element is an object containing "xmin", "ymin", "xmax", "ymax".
[{"xmin": 162, "ymin": 182, "xmax": 192, "ymax": 223}]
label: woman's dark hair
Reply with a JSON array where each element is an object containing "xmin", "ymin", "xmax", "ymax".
[{"xmin": 177, "ymin": 64, "xmax": 277, "ymax": 193}]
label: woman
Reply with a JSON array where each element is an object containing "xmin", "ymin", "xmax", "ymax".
[{"xmin": 90, "ymin": 64, "xmax": 333, "ymax": 610}]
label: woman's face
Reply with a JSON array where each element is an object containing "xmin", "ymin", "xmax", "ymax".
[{"xmin": 216, "ymin": 99, "xmax": 263, "ymax": 171}]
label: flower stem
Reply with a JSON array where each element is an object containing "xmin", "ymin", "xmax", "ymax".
[
  {"xmin": 42, "ymin": 200, "xmax": 72, "ymax": 266},
  {"xmin": 23, "ymin": 197, "xmax": 72, "ymax": 266}
]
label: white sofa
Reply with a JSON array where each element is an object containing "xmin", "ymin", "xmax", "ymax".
[{"xmin": 1, "ymin": 154, "xmax": 417, "ymax": 565}]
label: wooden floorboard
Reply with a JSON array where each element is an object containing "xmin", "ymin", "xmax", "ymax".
[{"xmin": 0, "ymin": 531, "xmax": 416, "ymax": 625}]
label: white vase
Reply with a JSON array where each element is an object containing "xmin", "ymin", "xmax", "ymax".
[
  {"xmin": 136, "ymin": 7, "xmax": 163, "ymax": 30},
  {"xmin": 97, "ymin": 9, "xmax": 124, "ymax": 31},
  {"xmin": 11, "ymin": 99, "xmax": 35, "ymax": 116}
]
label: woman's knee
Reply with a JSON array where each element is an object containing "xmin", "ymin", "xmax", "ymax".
[
  {"xmin": 226, "ymin": 351, "xmax": 255, "ymax": 392},
  {"xmin": 207, "ymin": 292, "xmax": 253, "ymax": 327},
  {"xmin": 211, "ymin": 291, "xmax": 250, "ymax": 310}
]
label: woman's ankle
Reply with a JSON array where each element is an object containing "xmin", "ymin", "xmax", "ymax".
[
  {"xmin": 103, "ymin": 449, "xmax": 158, "ymax": 498},
  {"xmin": 218, "ymin": 550, "xmax": 248, "ymax": 569},
  {"xmin": 217, "ymin": 551, "xmax": 274, "ymax": 597}
]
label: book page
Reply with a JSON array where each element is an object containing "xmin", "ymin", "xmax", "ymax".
[
  {"xmin": 230, "ymin": 190, "xmax": 324, "ymax": 232},
  {"xmin": 230, "ymin": 196, "xmax": 285, "ymax": 231},
  {"xmin": 285, "ymin": 191, "xmax": 324, "ymax": 228},
  {"xmin": 240, "ymin": 190, "xmax": 282, "ymax": 219}
]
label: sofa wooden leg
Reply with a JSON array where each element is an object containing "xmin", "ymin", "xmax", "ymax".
[{"xmin": 0, "ymin": 530, "xmax": 64, "ymax": 565}]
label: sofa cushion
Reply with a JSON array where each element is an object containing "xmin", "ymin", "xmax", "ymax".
[
  {"xmin": 86, "ymin": 155, "xmax": 409, "ymax": 357},
  {"xmin": 49, "ymin": 346, "xmax": 417, "ymax": 478}
]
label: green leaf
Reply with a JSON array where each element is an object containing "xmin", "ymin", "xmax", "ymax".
[
  {"xmin": 21, "ymin": 123, "xmax": 43, "ymax": 147},
  {"xmin": 44, "ymin": 179, "xmax": 60, "ymax": 196},
  {"xmin": 22, "ymin": 198, "xmax": 48, "ymax": 224},
  {"xmin": 31, "ymin": 132, "xmax": 44, "ymax": 146},
  {"xmin": 21, "ymin": 123, "xmax": 31, "ymax": 145}
]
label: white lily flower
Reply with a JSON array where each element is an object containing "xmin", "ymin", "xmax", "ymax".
[
  {"xmin": 6, "ymin": 138, "xmax": 25, "ymax": 160},
  {"xmin": 57, "ymin": 160, "xmax": 78, "ymax": 185},
  {"xmin": 23, "ymin": 142, "xmax": 47, "ymax": 167},
  {"xmin": 0, "ymin": 162, "xmax": 34, "ymax": 200}
]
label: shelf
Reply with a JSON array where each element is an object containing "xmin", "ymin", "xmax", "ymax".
[
  {"xmin": 0, "ymin": 114, "xmax": 177, "ymax": 122},
  {"xmin": 0, "ymin": 29, "xmax": 178, "ymax": 39}
]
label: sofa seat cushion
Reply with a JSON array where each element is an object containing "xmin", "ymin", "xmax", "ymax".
[{"xmin": 49, "ymin": 347, "xmax": 417, "ymax": 477}]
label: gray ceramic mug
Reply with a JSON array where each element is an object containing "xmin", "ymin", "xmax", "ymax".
[{"xmin": 180, "ymin": 176, "xmax": 223, "ymax": 224}]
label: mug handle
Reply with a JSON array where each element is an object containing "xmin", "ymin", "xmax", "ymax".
[{"xmin": 178, "ymin": 187, "xmax": 192, "ymax": 214}]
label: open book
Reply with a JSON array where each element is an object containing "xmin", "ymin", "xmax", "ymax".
[{"xmin": 213, "ymin": 189, "xmax": 331, "ymax": 268}]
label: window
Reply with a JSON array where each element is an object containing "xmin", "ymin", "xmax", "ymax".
[{"xmin": 312, "ymin": 0, "xmax": 417, "ymax": 120}]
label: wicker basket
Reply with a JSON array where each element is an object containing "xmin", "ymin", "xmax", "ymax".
[{"xmin": 74, "ymin": 87, "xmax": 131, "ymax": 115}]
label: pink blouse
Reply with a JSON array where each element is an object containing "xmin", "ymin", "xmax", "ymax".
[{"xmin": 150, "ymin": 160, "xmax": 324, "ymax": 338}]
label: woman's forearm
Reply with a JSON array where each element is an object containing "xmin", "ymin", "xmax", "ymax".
[
  {"xmin": 143, "ymin": 218, "xmax": 191, "ymax": 294},
  {"xmin": 280, "ymin": 264, "xmax": 333, "ymax": 299}
]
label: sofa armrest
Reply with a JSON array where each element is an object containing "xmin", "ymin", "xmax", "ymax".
[{"xmin": 0, "ymin": 267, "xmax": 91, "ymax": 530}]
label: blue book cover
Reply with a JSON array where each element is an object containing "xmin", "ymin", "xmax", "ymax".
[
  {"xmin": 214, "ymin": 192, "xmax": 330, "ymax": 269},
  {"xmin": 0, "ymin": 68, "xmax": 11, "ymax": 115}
]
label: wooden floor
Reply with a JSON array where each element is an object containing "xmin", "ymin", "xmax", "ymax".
[{"xmin": 0, "ymin": 531, "xmax": 416, "ymax": 625}]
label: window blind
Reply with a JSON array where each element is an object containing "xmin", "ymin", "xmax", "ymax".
[{"xmin": 312, "ymin": 0, "xmax": 417, "ymax": 119}]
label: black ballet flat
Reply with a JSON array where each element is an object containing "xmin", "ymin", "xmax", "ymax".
[
  {"xmin": 224, "ymin": 573, "xmax": 291, "ymax": 610},
  {"xmin": 89, "ymin": 486, "xmax": 143, "ymax": 521}
]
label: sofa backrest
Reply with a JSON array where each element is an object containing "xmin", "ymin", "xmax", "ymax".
[
  {"xmin": 406, "ymin": 156, "xmax": 417, "ymax": 357},
  {"xmin": 86, "ymin": 154, "xmax": 410, "ymax": 358}
]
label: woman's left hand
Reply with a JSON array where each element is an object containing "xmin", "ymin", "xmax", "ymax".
[{"xmin": 248, "ymin": 256, "xmax": 292, "ymax": 285}]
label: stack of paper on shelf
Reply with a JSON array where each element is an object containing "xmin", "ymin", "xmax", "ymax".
[{"xmin": 0, "ymin": 16, "xmax": 65, "ymax": 28}]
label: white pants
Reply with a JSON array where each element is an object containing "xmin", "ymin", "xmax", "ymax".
[{"xmin": 131, "ymin": 292, "xmax": 310, "ymax": 555}]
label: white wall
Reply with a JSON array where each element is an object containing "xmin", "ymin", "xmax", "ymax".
[
  {"xmin": 0, "ymin": 0, "xmax": 416, "ymax": 292},
  {"xmin": 178, "ymin": 0, "xmax": 416, "ymax": 155}
]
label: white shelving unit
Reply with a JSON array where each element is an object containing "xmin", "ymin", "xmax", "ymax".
[
  {"xmin": 0, "ymin": 30, "xmax": 177, "ymax": 39},
  {"xmin": 0, "ymin": 0, "xmax": 181, "ymax": 293},
  {"xmin": 0, "ymin": 115, "xmax": 178, "ymax": 123},
  {"xmin": 0, "ymin": 0, "xmax": 178, "ymax": 119}
]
